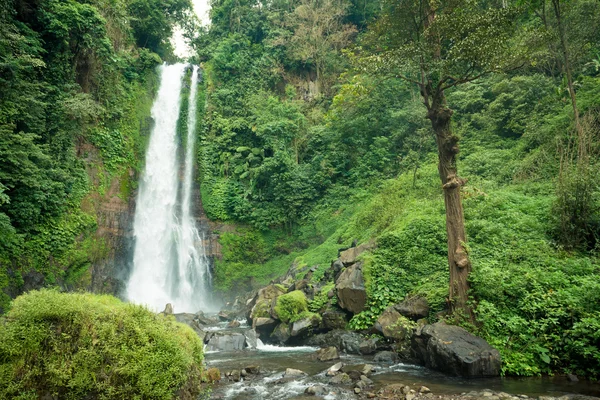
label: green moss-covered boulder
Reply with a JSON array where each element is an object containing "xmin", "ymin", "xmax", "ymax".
[
  {"xmin": 0, "ymin": 290, "xmax": 205, "ymax": 400},
  {"xmin": 274, "ymin": 290, "xmax": 308, "ymax": 323}
]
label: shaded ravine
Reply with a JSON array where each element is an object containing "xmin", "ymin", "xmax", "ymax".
[{"xmin": 126, "ymin": 64, "xmax": 212, "ymax": 313}]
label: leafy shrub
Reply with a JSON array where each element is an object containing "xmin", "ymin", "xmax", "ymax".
[
  {"xmin": 0, "ymin": 290, "xmax": 205, "ymax": 400},
  {"xmin": 274, "ymin": 290, "xmax": 308, "ymax": 323}
]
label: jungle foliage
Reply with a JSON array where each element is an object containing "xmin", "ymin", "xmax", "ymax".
[
  {"xmin": 195, "ymin": 0, "xmax": 600, "ymax": 378},
  {"xmin": 0, "ymin": 0, "xmax": 192, "ymax": 312}
]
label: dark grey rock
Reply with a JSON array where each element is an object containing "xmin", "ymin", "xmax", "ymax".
[
  {"xmin": 322, "ymin": 310, "xmax": 348, "ymax": 331},
  {"xmin": 206, "ymin": 332, "xmax": 246, "ymax": 351},
  {"xmin": 316, "ymin": 346, "xmax": 340, "ymax": 361},
  {"xmin": 335, "ymin": 263, "xmax": 366, "ymax": 314},
  {"xmin": 304, "ymin": 330, "xmax": 362, "ymax": 354},
  {"xmin": 374, "ymin": 351, "xmax": 399, "ymax": 363},
  {"xmin": 394, "ymin": 296, "xmax": 430, "ymax": 321},
  {"xmin": 244, "ymin": 329, "xmax": 258, "ymax": 349},
  {"xmin": 411, "ymin": 322, "xmax": 501, "ymax": 377}
]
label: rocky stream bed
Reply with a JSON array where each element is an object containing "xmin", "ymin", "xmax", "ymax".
[{"xmin": 165, "ymin": 242, "xmax": 600, "ymax": 400}]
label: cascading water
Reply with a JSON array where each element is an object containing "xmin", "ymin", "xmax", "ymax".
[{"xmin": 126, "ymin": 64, "xmax": 212, "ymax": 313}]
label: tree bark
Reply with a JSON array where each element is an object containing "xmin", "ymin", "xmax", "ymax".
[
  {"xmin": 552, "ymin": 0, "xmax": 583, "ymax": 142},
  {"xmin": 427, "ymin": 91, "xmax": 473, "ymax": 319}
]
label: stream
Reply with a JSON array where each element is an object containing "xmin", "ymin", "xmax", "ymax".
[{"xmin": 201, "ymin": 321, "xmax": 600, "ymax": 400}]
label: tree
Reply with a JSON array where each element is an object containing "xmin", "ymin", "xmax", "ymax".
[
  {"xmin": 273, "ymin": 0, "xmax": 357, "ymax": 95},
  {"xmin": 360, "ymin": 0, "xmax": 521, "ymax": 317}
]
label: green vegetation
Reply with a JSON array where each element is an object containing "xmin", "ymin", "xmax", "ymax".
[
  {"xmin": 195, "ymin": 0, "xmax": 600, "ymax": 378},
  {"xmin": 0, "ymin": 0, "xmax": 193, "ymax": 312},
  {"xmin": 274, "ymin": 290, "xmax": 309, "ymax": 323},
  {"xmin": 0, "ymin": 289, "xmax": 204, "ymax": 399}
]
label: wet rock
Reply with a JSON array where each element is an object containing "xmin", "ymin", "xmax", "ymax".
[
  {"xmin": 354, "ymin": 387, "xmax": 361, "ymax": 394},
  {"xmin": 327, "ymin": 362, "xmax": 344, "ymax": 376},
  {"xmin": 244, "ymin": 329, "xmax": 258, "ymax": 349},
  {"xmin": 329, "ymin": 373, "xmax": 351, "ymax": 385},
  {"xmin": 305, "ymin": 330, "xmax": 362, "ymax": 354},
  {"xmin": 305, "ymin": 385, "xmax": 327, "ymax": 396},
  {"xmin": 362, "ymin": 364, "xmax": 375, "ymax": 376},
  {"xmin": 195, "ymin": 311, "xmax": 218, "ymax": 325},
  {"xmin": 359, "ymin": 338, "xmax": 378, "ymax": 355},
  {"xmin": 218, "ymin": 310, "xmax": 233, "ymax": 321},
  {"xmin": 394, "ymin": 296, "xmax": 430, "ymax": 321},
  {"xmin": 291, "ymin": 315, "xmax": 318, "ymax": 338},
  {"xmin": 227, "ymin": 320, "xmax": 240, "ymax": 328},
  {"xmin": 347, "ymin": 370, "xmax": 362, "ymax": 380},
  {"xmin": 253, "ymin": 317, "xmax": 278, "ymax": 339},
  {"xmin": 173, "ymin": 313, "xmax": 207, "ymax": 340},
  {"xmin": 271, "ymin": 322, "xmax": 291, "ymax": 344},
  {"xmin": 375, "ymin": 306, "xmax": 413, "ymax": 341},
  {"xmin": 245, "ymin": 365, "xmax": 260, "ymax": 374},
  {"xmin": 240, "ymin": 369, "xmax": 247, "ymax": 377},
  {"xmin": 374, "ymin": 350, "xmax": 399, "ymax": 363},
  {"xmin": 206, "ymin": 332, "xmax": 246, "ymax": 351},
  {"xmin": 322, "ymin": 310, "xmax": 349, "ymax": 331},
  {"xmin": 567, "ymin": 374, "xmax": 579, "ymax": 382},
  {"xmin": 420, "ymin": 386, "xmax": 431, "ymax": 394},
  {"xmin": 316, "ymin": 346, "xmax": 340, "ymax": 361},
  {"xmin": 360, "ymin": 375, "xmax": 373, "ymax": 385},
  {"xmin": 228, "ymin": 370, "xmax": 241, "ymax": 382},
  {"xmin": 163, "ymin": 303, "xmax": 174, "ymax": 315},
  {"xmin": 411, "ymin": 322, "xmax": 501, "ymax": 377},
  {"xmin": 335, "ymin": 263, "xmax": 366, "ymax": 314},
  {"xmin": 339, "ymin": 241, "xmax": 375, "ymax": 266},
  {"xmin": 284, "ymin": 368, "xmax": 307, "ymax": 377}
]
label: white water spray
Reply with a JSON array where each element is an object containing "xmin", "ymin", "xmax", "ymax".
[{"xmin": 127, "ymin": 64, "xmax": 212, "ymax": 313}]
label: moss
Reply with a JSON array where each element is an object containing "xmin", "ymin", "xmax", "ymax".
[
  {"xmin": 251, "ymin": 299, "xmax": 272, "ymax": 319},
  {"xmin": 274, "ymin": 290, "xmax": 308, "ymax": 323},
  {"xmin": 0, "ymin": 289, "xmax": 205, "ymax": 400}
]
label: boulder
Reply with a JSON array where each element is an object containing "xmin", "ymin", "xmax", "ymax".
[
  {"xmin": 253, "ymin": 317, "xmax": 278, "ymax": 339},
  {"xmin": 359, "ymin": 338, "xmax": 378, "ymax": 355},
  {"xmin": 375, "ymin": 306, "xmax": 414, "ymax": 341},
  {"xmin": 322, "ymin": 310, "xmax": 348, "ymax": 331},
  {"xmin": 173, "ymin": 313, "xmax": 206, "ymax": 341},
  {"xmin": 162, "ymin": 303, "xmax": 174, "ymax": 315},
  {"xmin": 244, "ymin": 329, "xmax": 258, "ymax": 349},
  {"xmin": 291, "ymin": 316, "xmax": 317, "ymax": 337},
  {"xmin": 227, "ymin": 320, "xmax": 241, "ymax": 328},
  {"xmin": 305, "ymin": 385, "xmax": 327, "ymax": 396},
  {"xmin": 316, "ymin": 346, "xmax": 340, "ymax": 361},
  {"xmin": 329, "ymin": 373, "xmax": 351, "ymax": 385},
  {"xmin": 245, "ymin": 365, "xmax": 260, "ymax": 374},
  {"xmin": 326, "ymin": 362, "xmax": 344, "ymax": 376},
  {"xmin": 195, "ymin": 311, "xmax": 218, "ymax": 325},
  {"xmin": 335, "ymin": 263, "xmax": 366, "ymax": 314},
  {"xmin": 271, "ymin": 322, "xmax": 291, "ymax": 344},
  {"xmin": 373, "ymin": 351, "xmax": 399, "ymax": 363},
  {"xmin": 339, "ymin": 241, "xmax": 375, "ymax": 266},
  {"xmin": 284, "ymin": 368, "xmax": 307, "ymax": 377},
  {"xmin": 218, "ymin": 310, "xmax": 234, "ymax": 321},
  {"xmin": 394, "ymin": 296, "xmax": 430, "ymax": 321},
  {"xmin": 305, "ymin": 330, "xmax": 362, "ymax": 354},
  {"xmin": 411, "ymin": 322, "xmax": 501, "ymax": 377},
  {"xmin": 206, "ymin": 332, "xmax": 246, "ymax": 351}
]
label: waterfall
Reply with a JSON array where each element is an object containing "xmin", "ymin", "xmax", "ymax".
[{"xmin": 126, "ymin": 64, "xmax": 212, "ymax": 313}]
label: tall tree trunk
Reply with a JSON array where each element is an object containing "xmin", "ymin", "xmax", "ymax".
[
  {"xmin": 427, "ymin": 91, "xmax": 473, "ymax": 319},
  {"xmin": 552, "ymin": 0, "xmax": 583, "ymax": 142}
]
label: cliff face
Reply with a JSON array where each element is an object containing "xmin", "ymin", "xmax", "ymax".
[{"xmin": 77, "ymin": 140, "xmax": 136, "ymax": 297}]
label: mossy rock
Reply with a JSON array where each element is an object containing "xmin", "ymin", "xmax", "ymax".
[
  {"xmin": 274, "ymin": 290, "xmax": 308, "ymax": 323},
  {"xmin": 0, "ymin": 289, "xmax": 205, "ymax": 400}
]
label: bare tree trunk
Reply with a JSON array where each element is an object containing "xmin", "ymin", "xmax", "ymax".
[
  {"xmin": 427, "ymin": 91, "xmax": 473, "ymax": 319},
  {"xmin": 552, "ymin": 0, "xmax": 583, "ymax": 142}
]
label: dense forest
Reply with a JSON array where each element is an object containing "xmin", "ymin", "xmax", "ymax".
[{"xmin": 0, "ymin": 0, "xmax": 599, "ymax": 390}]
